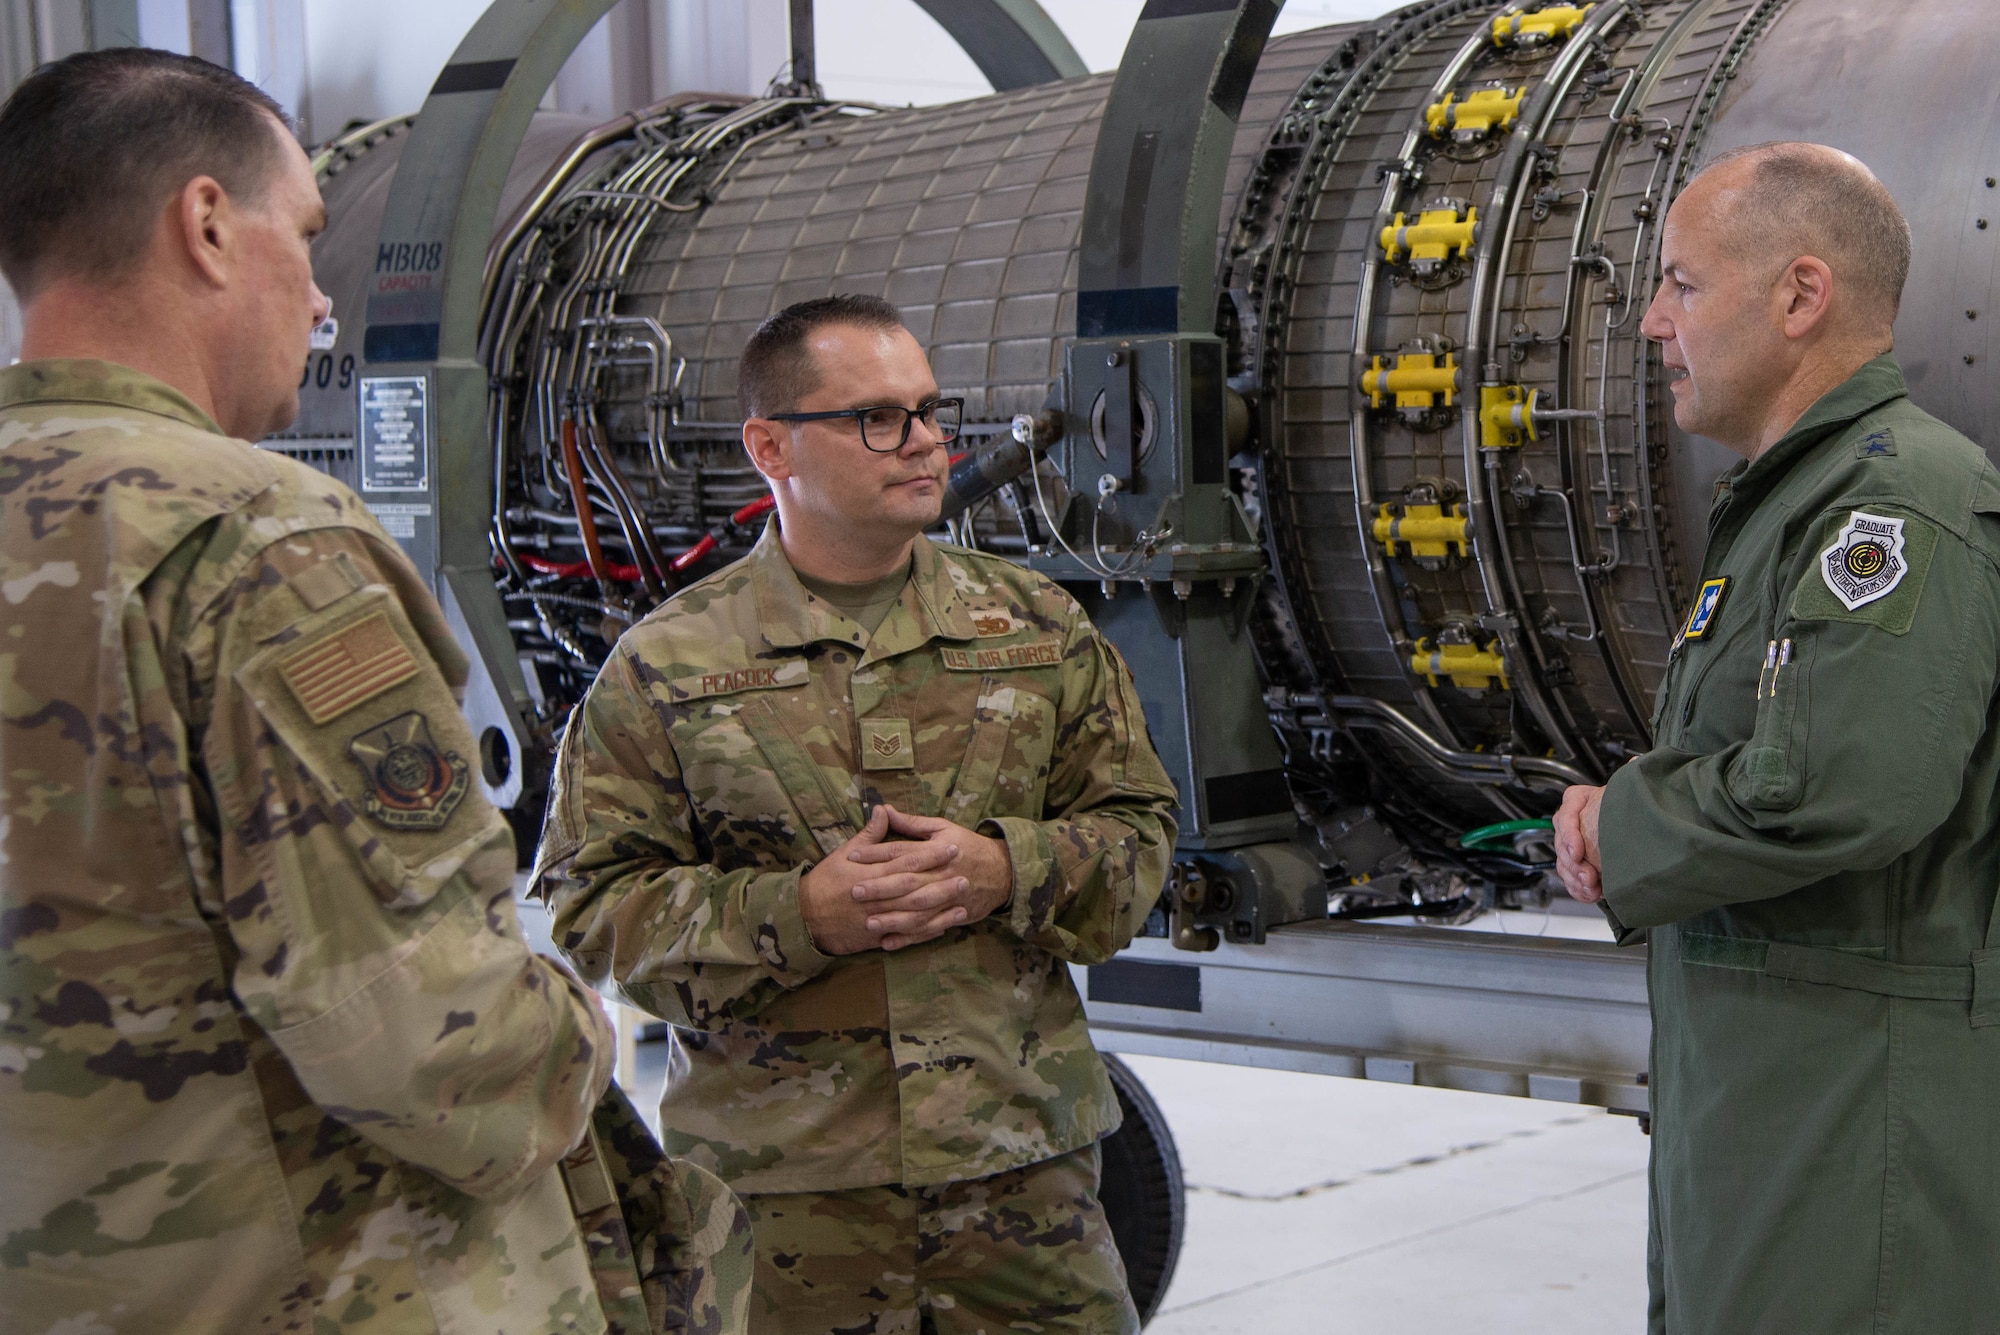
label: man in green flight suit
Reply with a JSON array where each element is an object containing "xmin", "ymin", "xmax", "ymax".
[
  {"xmin": 0, "ymin": 50, "xmax": 749, "ymax": 1334},
  {"xmin": 535, "ymin": 293, "xmax": 1182, "ymax": 1333},
  {"xmin": 1555, "ymin": 141, "xmax": 2000, "ymax": 1332}
]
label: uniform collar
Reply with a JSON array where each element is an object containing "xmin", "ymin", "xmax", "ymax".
[
  {"xmin": 0, "ymin": 359, "xmax": 226, "ymax": 436},
  {"xmin": 749, "ymin": 520, "xmax": 980, "ymax": 657},
  {"xmin": 1732, "ymin": 353, "xmax": 1908, "ymax": 492}
]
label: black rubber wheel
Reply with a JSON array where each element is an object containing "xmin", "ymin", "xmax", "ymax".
[{"xmin": 1096, "ymin": 1054, "xmax": 1185, "ymax": 1325}]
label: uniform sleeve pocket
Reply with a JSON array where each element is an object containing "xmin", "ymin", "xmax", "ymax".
[
  {"xmin": 942, "ymin": 678, "xmax": 1056, "ymax": 827},
  {"xmin": 233, "ymin": 587, "xmax": 509, "ymax": 907},
  {"xmin": 1727, "ymin": 632, "xmax": 1812, "ymax": 813}
]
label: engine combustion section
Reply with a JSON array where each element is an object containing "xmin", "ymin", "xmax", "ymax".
[{"xmin": 278, "ymin": 0, "xmax": 2000, "ymax": 935}]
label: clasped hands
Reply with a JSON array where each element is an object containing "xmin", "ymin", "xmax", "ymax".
[
  {"xmin": 800, "ymin": 805, "xmax": 1014, "ymax": 954},
  {"xmin": 1554, "ymin": 783, "xmax": 1607, "ymax": 904}
]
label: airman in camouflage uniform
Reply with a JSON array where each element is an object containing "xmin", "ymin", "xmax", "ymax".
[
  {"xmin": 536, "ymin": 297, "xmax": 1179, "ymax": 1332},
  {"xmin": 0, "ymin": 50, "xmax": 748, "ymax": 1335}
]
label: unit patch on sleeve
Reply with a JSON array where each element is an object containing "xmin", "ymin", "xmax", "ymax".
[
  {"xmin": 1820, "ymin": 511, "xmax": 1908, "ymax": 610},
  {"xmin": 280, "ymin": 611, "xmax": 420, "ymax": 724},
  {"xmin": 1679, "ymin": 577, "xmax": 1731, "ymax": 643},
  {"xmin": 348, "ymin": 710, "xmax": 469, "ymax": 829}
]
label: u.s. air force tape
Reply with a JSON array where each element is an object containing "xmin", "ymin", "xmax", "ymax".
[{"xmin": 939, "ymin": 640, "xmax": 1063, "ymax": 671}]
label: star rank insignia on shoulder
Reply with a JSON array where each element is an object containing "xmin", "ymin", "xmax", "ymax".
[
  {"xmin": 1855, "ymin": 428, "xmax": 1896, "ymax": 458},
  {"xmin": 348, "ymin": 711, "xmax": 469, "ymax": 830},
  {"xmin": 1672, "ymin": 577, "xmax": 1730, "ymax": 654}
]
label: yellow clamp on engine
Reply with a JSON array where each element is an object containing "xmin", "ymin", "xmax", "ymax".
[
  {"xmin": 1480, "ymin": 384, "xmax": 1542, "ymax": 449},
  {"xmin": 1425, "ymin": 87, "xmax": 1525, "ymax": 140},
  {"xmin": 1372, "ymin": 502, "xmax": 1470, "ymax": 561},
  {"xmin": 1363, "ymin": 352, "xmax": 1460, "ymax": 411},
  {"xmin": 1492, "ymin": 4, "xmax": 1593, "ymax": 47},
  {"xmin": 1411, "ymin": 637, "xmax": 1510, "ymax": 691},
  {"xmin": 1379, "ymin": 206, "xmax": 1478, "ymax": 267}
]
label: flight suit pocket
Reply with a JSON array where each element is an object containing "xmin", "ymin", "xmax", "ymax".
[
  {"xmin": 234, "ymin": 587, "xmax": 507, "ymax": 907},
  {"xmin": 941, "ymin": 678, "xmax": 1056, "ymax": 828},
  {"xmin": 1728, "ymin": 632, "xmax": 1812, "ymax": 812}
]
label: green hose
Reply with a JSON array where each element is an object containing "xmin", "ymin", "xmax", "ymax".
[{"xmin": 1457, "ymin": 818, "xmax": 1554, "ymax": 852}]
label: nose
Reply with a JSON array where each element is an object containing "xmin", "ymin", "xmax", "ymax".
[
  {"xmin": 310, "ymin": 283, "xmax": 333, "ymax": 327},
  {"xmin": 1638, "ymin": 281, "xmax": 1672, "ymax": 345},
  {"xmin": 901, "ymin": 413, "xmax": 942, "ymax": 455}
]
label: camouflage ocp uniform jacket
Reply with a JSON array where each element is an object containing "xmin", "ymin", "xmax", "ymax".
[
  {"xmin": 0, "ymin": 361, "xmax": 622, "ymax": 1334},
  {"xmin": 535, "ymin": 525, "xmax": 1180, "ymax": 1194}
]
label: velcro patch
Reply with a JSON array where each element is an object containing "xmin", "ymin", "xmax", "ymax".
[
  {"xmin": 860, "ymin": 717, "xmax": 916, "ymax": 770},
  {"xmin": 289, "ymin": 551, "xmax": 366, "ymax": 611},
  {"xmin": 1680, "ymin": 577, "xmax": 1730, "ymax": 642},
  {"xmin": 1820, "ymin": 511, "xmax": 1908, "ymax": 610},
  {"xmin": 670, "ymin": 660, "xmax": 809, "ymax": 702},
  {"xmin": 280, "ymin": 611, "xmax": 420, "ymax": 724},
  {"xmin": 1792, "ymin": 508, "xmax": 1937, "ymax": 635},
  {"xmin": 940, "ymin": 640, "xmax": 1064, "ymax": 672},
  {"xmin": 348, "ymin": 710, "xmax": 469, "ymax": 830}
]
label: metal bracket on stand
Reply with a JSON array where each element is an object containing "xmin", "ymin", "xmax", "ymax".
[{"xmin": 1037, "ymin": 0, "xmax": 1297, "ymax": 864}]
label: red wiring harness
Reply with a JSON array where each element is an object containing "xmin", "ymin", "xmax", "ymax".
[{"xmin": 510, "ymin": 450, "xmax": 966, "ymax": 585}]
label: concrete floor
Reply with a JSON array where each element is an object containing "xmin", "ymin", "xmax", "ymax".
[{"xmin": 1128, "ymin": 1055, "xmax": 1649, "ymax": 1333}]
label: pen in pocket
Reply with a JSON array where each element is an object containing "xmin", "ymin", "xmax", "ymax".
[{"xmin": 1758, "ymin": 640, "xmax": 1777, "ymax": 700}]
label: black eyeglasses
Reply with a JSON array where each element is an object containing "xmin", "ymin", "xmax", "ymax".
[{"xmin": 766, "ymin": 397, "xmax": 963, "ymax": 452}]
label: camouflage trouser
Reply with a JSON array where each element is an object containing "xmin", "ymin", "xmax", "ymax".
[
  {"xmin": 740, "ymin": 1143, "xmax": 1140, "ymax": 1335},
  {"xmin": 565, "ymin": 1082, "xmax": 756, "ymax": 1334}
]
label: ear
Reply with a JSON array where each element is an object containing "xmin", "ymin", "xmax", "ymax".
[
  {"xmin": 742, "ymin": 417, "xmax": 795, "ymax": 483},
  {"xmin": 1777, "ymin": 255, "xmax": 1835, "ymax": 340},
  {"xmin": 173, "ymin": 175, "xmax": 232, "ymax": 288}
]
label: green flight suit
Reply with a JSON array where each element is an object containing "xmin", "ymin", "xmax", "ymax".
[{"xmin": 1600, "ymin": 355, "xmax": 2000, "ymax": 1333}]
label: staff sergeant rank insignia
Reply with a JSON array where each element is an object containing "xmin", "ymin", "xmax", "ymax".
[
  {"xmin": 1821, "ymin": 510, "xmax": 1908, "ymax": 610},
  {"xmin": 348, "ymin": 710, "xmax": 470, "ymax": 829}
]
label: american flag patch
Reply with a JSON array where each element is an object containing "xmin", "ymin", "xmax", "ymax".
[{"xmin": 279, "ymin": 612, "xmax": 419, "ymax": 724}]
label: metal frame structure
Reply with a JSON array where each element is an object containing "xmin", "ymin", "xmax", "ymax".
[{"xmin": 1085, "ymin": 922, "xmax": 1648, "ymax": 1116}]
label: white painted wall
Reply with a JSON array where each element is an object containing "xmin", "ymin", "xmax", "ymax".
[{"xmin": 299, "ymin": 0, "xmax": 489, "ymax": 138}]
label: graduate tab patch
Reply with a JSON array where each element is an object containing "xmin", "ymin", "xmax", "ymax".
[
  {"xmin": 348, "ymin": 711, "xmax": 469, "ymax": 830},
  {"xmin": 1821, "ymin": 511, "xmax": 1907, "ymax": 610}
]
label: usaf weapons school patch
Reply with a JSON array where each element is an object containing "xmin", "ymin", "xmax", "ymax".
[
  {"xmin": 1821, "ymin": 511, "xmax": 1908, "ymax": 610},
  {"xmin": 1792, "ymin": 507, "xmax": 1938, "ymax": 635},
  {"xmin": 349, "ymin": 710, "xmax": 469, "ymax": 829}
]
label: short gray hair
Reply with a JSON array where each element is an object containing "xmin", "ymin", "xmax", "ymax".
[{"xmin": 1695, "ymin": 141, "xmax": 1911, "ymax": 323}]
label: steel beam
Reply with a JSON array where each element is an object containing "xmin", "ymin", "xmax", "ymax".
[
  {"xmin": 1083, "ymin": 924, "xmax": 1652, "ymax": 1115},
  {"xmin": 359, "ymin": 0, "xmax": 620, "ymax": 811},
  {"xmin": 1077, "ymin": 0, "xmax": 1278, "ymax": 338}
]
